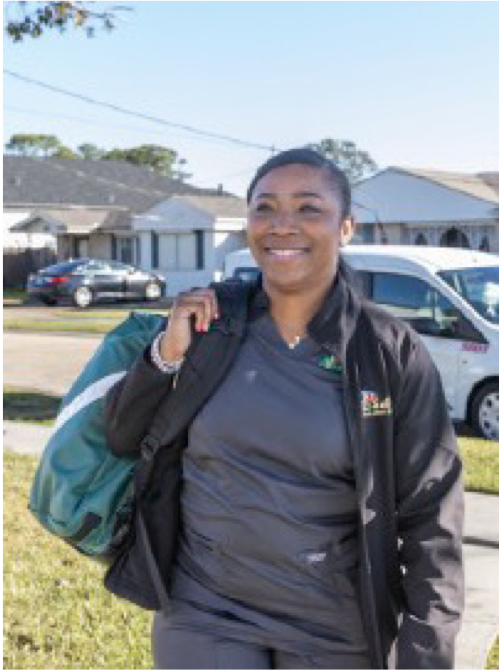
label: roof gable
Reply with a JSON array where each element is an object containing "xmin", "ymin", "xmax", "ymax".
[
  {"xmin": 390, "ymin": 167, "xmax": 499, "ymax": 203},
  {"xmin": 353, "ymin": 167, "xmax": 499, "ymax": 224}
]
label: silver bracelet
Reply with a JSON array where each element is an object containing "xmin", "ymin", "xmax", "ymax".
[{"xmin": 150, "ymin": 333, "xmax": 184, "ymax": 374}]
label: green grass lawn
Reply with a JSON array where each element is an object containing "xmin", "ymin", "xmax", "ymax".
[
  {"xmin": 4, "ymin": 306, "xmax": 169, "ymax": 335},
  {"xmin": 460, "ymin": 437, "xmax": 499, "ymax": 495},
  {"xmin": 3, "ymin": 452, "xmax": 154, "ymax": 669},
  {"xmin": 486, "ymin": 636, "xmax": 499, "ymax": 670},
  {"xmin": 4, "ymin": 448, "xmax": 499, "ymax": 669}
]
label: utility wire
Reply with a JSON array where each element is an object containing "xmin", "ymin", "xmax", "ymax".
[{"xmin": 4, "ymin": 69, "xmax": 278, "ymax": 153}]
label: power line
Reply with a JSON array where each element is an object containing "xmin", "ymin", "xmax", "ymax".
[
  {"xmin": 3, "ymin": 104, "xmax": 241, "ymax": 147},
  {"xmin": 4, "ymin": 69, "xmax": 278, "ymax": 153}
]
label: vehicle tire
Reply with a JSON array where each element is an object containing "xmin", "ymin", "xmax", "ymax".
[
  {"xmin": 471, "ymin": 382, "xmax": 499, "ymax": 441},
  {"xmin": 72, "ymin": 286, "xmax": 93, "ymax": 309},
  {"xmin": 40, "ymin": 297, "xmax": 57, "ymax": 306},
  {"xmin": 144, "ymin": 281, "xmax": 162, "ymax": 302}
]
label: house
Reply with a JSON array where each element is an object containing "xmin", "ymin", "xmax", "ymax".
[
  {"xmin": 132, "ymin": 194, "xmax": 247, "ymax": 295},
  {"xmin": 351, "ymin": 167, "xmax": 499, "ymax": 253},
  {"xmin": 3, "ymin": 156, "xmax": 247, "ymax": 293}
]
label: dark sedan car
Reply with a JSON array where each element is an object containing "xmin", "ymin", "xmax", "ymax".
[{"xmin": 27, "ymin": 258, "xmax": 167, "ymax": 308}]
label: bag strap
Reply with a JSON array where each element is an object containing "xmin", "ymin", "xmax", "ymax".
[
  {"xmin": 134, "ymin": 278, "xmax": 251, "ymax": 498},
  {"xmin": 136, "ymin": 510, "xmax": 172, "ymax": 613}
]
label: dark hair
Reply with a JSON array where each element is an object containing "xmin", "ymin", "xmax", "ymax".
[{"xmin": 246, "ymin": 147, "xmax": 351, "ymax": 220}]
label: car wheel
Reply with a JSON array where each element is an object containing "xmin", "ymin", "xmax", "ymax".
[
  {"xmin": 40, "ymin": 297, "xmax": 57, "ymax": 306},
  {"xmin": 73, "ymin": 286, "xmax": 93, "ymax": 309},
  {"xmin": 144, "ymin": 281, "xmax": 162, "ymax": 301},
  {"xmin": 471, "ymin": 382, "xmax": 499, "ymax": 441}
]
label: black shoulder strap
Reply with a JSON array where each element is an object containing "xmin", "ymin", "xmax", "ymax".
[{"xmin": 135, "ymin": 278, "xmax": 251, "ymax": 493}]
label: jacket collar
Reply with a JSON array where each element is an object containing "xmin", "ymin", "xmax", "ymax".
[{"xmin": 247, "ymin": 257, "xmax": 362, "ymax": 358}]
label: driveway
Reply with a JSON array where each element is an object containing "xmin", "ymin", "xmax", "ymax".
[{"xmin": 4, "ymin": 332, "xmax": 102, "ymax": 396}]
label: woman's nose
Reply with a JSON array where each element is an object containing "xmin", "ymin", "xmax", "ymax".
[{"xmin": 269, "ymin": 211, "xmax": 298, "ymax": 230}]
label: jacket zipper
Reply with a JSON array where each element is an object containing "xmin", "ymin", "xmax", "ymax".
[{"xmin": 322, "ymin": 341, "xmax": 385, "ymax": 669}]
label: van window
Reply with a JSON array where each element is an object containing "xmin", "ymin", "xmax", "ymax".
[
  {"xmin": 233, "ymin": 267, "xmax": 261, "ymax": 283},
  {"xmin": 438, "ymin": 266, "xmax": 499, "ymax": 326},
  {"xmin": 371, "ymin": 273, "xmax": 483, "ymax": 341}
]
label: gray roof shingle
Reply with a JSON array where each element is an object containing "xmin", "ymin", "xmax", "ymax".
[{"xmin": 3, "ymin": 155, "xmax": 228, "ymax": 212}]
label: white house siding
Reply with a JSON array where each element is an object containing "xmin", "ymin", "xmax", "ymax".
[
  {"xmin": 353, "ymin": 170, "xmax": 497, "ymax": 222},
  {"xmin": 3, "ymin": 211, "xmax": 56, "ymax": 250},
  {"xmin": 89, "ymin": 234, "xmax": 111, "ymax": 260},
  {"xmin": 133, "ymin": 199, "xmax": 248, "ymax": 296}
]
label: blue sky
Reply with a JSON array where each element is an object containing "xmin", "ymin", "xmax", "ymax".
[{"xmin": 3, "ymin": 1, "xmax": 499, "ymax": 196}]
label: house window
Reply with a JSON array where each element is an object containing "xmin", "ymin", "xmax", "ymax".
[
  {"xmin": 440, "ymin": 227, "xmax": 470, "ymax": 249},
  {"xmin": 480, "ymin": 236, "xmax": 490, "ymax": 252},
  {"xmin": 361, "ymin": 223, "xmax": 374, "ymax": 243},
  {"xmin": 116, "ymin": 237, "xmax": 133, "ymax": 264},
  {"xmin": 157, "ymin": 233, "xmax": 197, "ymax": 270},
  {"xmin": 415, "ymin": 233, "xmax": 428, "ymax": 246},
  {"xmin": 151, "ymin": 232, "xmax": 159, "ymax": 269}
]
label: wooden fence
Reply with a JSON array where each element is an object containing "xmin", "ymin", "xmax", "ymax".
[{"xmin": 3, "ymin": 247, "xmax": 57, "ymax": 288}]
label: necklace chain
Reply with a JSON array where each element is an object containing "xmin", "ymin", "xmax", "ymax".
[{"xmin": 270, "ymin": 314, "xmax": 307, "ymax": 350}]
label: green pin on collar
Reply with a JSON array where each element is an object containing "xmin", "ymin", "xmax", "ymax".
[{"xmin": 318, "ymin": 354, "xmax": 342, "ymax": 374}]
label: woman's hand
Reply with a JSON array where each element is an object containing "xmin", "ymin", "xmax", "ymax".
[{"xmin": 160, "ymin": 288, "xmax": 219, "ymax": 362}]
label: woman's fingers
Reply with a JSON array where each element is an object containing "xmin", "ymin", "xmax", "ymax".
[{"xmin": 174, "ymin": 289, "xmax": 219, "ymax": 332}]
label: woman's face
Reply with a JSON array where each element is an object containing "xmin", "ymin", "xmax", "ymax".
[{"xmin": 246, "ymin": 163, "xmax": 354, "ymax": 294}]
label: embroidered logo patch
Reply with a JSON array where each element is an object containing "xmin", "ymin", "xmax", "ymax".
[
  {"xmin": 360, "ymin": 390, "xmax": 392, "ymax": 417},
  {"xmin": 318, "ymin": 354, "xmax": 342, "ymax": 375}
]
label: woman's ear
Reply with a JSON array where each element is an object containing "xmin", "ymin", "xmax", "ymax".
[{"xmin": 340, "ymin": 215, "xmax": 356, "ymax": 247}]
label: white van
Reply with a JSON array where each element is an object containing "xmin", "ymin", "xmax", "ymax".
[{"xmin": 223, "ymin": 246, "xmax": 499, "ymax": 440}]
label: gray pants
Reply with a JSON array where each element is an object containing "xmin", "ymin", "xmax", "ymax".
[{"xmin": 153, "ymin": 613, "xmax": 372, "ymax": 669}]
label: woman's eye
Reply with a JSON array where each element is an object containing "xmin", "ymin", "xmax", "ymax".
[
  {"xmin": 299, "ymin": 204, "xmax": 321, "ymax": 214},
  {"xmin": 254, "ymin": 203, "xmax": 273, "ymax": 213}
]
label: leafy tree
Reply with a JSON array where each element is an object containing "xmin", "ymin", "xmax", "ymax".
[
  {"xmin": 5, "ymin": 133, "xmax": 75, "ymax": 157},
  {"xmin": 308, "ymin": 138, "xmax": 378, "ymax": 183},
  {"xmin": 77, "ymin": 143, "xmax": 106, "ymax": 160},
  {"xmin": 103, "ymin": 144, "xmax": 192, "ymax": 180},
  {"xmin": 4, "ymin": 1, "xmax": 130, "ymax": 42},
  {"xmin": 5, "ymin": 134, "xmax": 191, "ymax": 180}
]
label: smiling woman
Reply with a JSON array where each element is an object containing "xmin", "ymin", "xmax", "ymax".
[
  {"xmin": 104, "ymin": 147, "xmax": 464, "ymax": 670},
  {"xmin": 245, "ymin": 149, "xmax": 355, "ymax": 348}
]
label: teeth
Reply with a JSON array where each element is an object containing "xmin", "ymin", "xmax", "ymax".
[{"xmin": 268, "ymin": 249, "xmax": 305, "ymax": 257}]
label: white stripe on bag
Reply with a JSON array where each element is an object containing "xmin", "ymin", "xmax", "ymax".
[{"xmin": 53, "ymin": 372, "xmax": 127, "ymax": 433}]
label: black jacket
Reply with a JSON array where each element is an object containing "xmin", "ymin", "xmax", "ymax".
[{"xmin": 105, "ymin": 264, "xmax": 464, "ymax": 669}]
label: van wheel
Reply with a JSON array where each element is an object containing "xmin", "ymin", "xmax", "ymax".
[
  {"xmin": 471, "ymin": 382, "xmax": 499, "ymax": 441},
  {"xmin": 73, "ymin": 286, "xmax": 93, "ymax": 309}
]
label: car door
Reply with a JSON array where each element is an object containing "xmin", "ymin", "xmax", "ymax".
[
  {"xmin": 106, "ymin": 261, "xmax": 136, "ymax": 297},
  {"xmin": 82, "ymin": 261, "xmax": 119, "ymax": 298},
  {"xmin": 368, "ymin": 272, "xmax": 466, "ymax": 418},
  {"xmin": 120, "ymin": 264, "xmax": 150, "ymax": 298}
]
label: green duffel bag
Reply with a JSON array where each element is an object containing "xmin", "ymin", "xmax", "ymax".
[{"xmin": 29, "ymin": 311, "xmax": 164, "ymax": 559}]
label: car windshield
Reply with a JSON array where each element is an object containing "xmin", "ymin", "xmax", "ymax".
[
  {"xmin": 438, "ymin": 266, "xmax": 499, "ymax": 325},
  {"xmin": 41, "ymin": 260, "xmax": 88, "ymax": 274}
]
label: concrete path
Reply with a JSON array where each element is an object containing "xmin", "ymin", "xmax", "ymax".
[{"xmin": 4, "ymin": 332, "xmax": 101, "ymax": 396}]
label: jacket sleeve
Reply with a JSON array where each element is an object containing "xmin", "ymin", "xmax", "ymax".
[
  {"xmin": 394, "ymin": 333, "xmax": 464, "ymax": 669},
  {"xmin": 105, "ymin": 346, "xmax": 177, "ymax": 457}
]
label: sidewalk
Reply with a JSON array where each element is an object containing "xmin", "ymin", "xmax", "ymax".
[{"xmin": 3, "ymin": 420, "xmax": 498, "ymax": 668}]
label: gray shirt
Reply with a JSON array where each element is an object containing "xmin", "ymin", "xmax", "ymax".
[{"xmin": 169, "ymin": 311, "xmax": 368, "ymax": 655}]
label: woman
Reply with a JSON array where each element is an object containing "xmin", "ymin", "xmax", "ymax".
[{"xmin": 106, "ymin": 148, "xmax": 464, "ymax": 669}]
